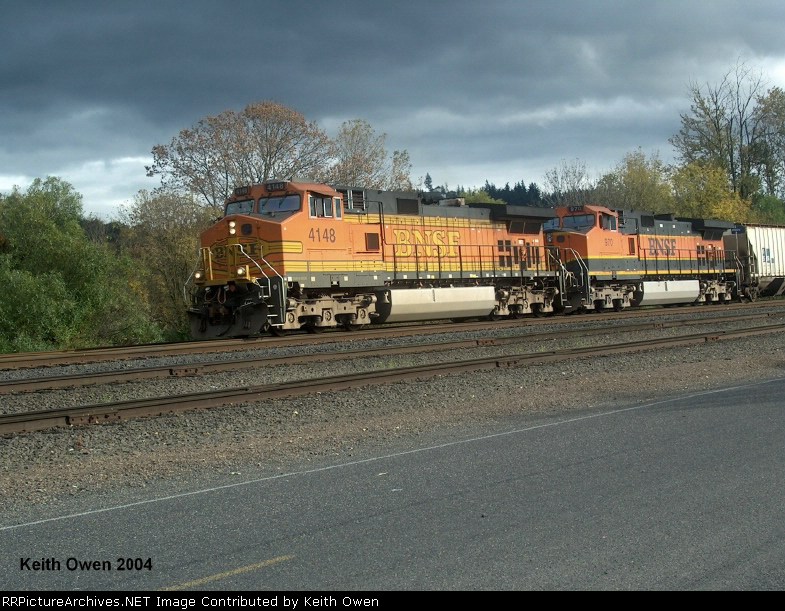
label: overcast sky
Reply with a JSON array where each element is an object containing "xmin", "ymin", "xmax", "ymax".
[{"xmin": 3, "ymin": 0, "xmax": 785, "ymax": 219}]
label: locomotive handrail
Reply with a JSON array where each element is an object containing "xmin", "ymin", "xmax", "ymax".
[
  {"xmin": 385, "ymin": 240, "xmax": 555, "ymax": 283},
  {"xmin": 571, "ymin": 247, "xmax": 591, "ymax": 304},
  {"xmin": 545, "ymin": 247, "xmax": 567, "ymax": 300},
  {"xmin": 234, "ymin": 243, "xmax": 286, "ymax": 321},
  {"xmin": 731, "ymin": 253, "xmax": 745, "ymax": 294},
  {"xmin": 200, "ymin": 246, "xmax": 214, "ymax": 278},
  {"xmin": 183, "ymin": 266, "xmax": 198, "ymax": 305},
  {"xmin": 546, "ymin": 247, "xmax": 590, "ymax": 306},
  {"xmin": 235, "ymin": 242, "xmax": 282, "ymax": 282},
  {"xmin": 371, "ymin": 200, "xmax": 385, "ymax": 238},
  {"xmin": 731, "ymin": 253, "xmax": 750, "ymax": 286},
  {"xmin": 366, "ymin": 200, "xmax": 386, "ymax": 249},
  {"xmin": 560, "ymin": 247, "xmax": 589, "ymax": 294}
]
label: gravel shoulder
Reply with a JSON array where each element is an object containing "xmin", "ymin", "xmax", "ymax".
[{"xmin": 2, "ymin": 318, "xmax": 784, "ymax": 527}]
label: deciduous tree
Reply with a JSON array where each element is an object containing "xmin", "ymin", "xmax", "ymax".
[
  {"xmin": 755, "ymin": 86, "xmax": 785, "ymax": 198},
  {"xmin": 670, "ymin": 62, "xmax": 769, "ymax": 200},
  {"xmin": 543, "ymin": 158, "xmax": 596, "ymax": 207},
  {"xmin": 594, "ymin": 149, "xmax": 674, "ymax": 213},
  {"xmin": 147, "ymin": 101, "xmax": 333, "ymax": 208},
  {"xmin": 671, "ymin": 162, "xmax": 751, "ymax": 222},
  {"xmin": 118, "ymin": 189, "xmax": 217, "ymax": 337},
  {"xmin": 328, "ymin": 119, "xmax": 412, "ymax": 190}
]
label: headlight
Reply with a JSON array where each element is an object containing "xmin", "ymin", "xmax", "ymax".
[
  {"xmin": 229, "ymin": 220, "xmax": 236, "ymax": 228},
  {"xmin": 194, "ymin": 271, "xmax": 203, "ymax": 280},
  {"xmin": 236, "ymin": 267, "xmax": 246, "ymax": 277},
  {"xmin": 228, "ymin": 220, "xmax": 237, "ymax": 235}
]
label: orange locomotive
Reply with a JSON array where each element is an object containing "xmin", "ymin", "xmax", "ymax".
[
  {"xmin": 187, "ymin": 180, "xmax": 741, "ymax": 339},
  {"xmin": 188, "ymin": 179, "xmax": 561, "ymax": 338},
  {"xmin": 545, "ymin": 204, "xmax": 738, "ymax": 312}
]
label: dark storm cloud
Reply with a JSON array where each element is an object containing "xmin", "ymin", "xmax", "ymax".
[{"xmin": 2, "ymin": 0, "xmax": 785, "ymax": 217}]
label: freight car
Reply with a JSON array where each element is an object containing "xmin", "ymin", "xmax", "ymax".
[
  {"xmin": 185, "ymin": 179, "xmax": 771, "ymax": 339},
  {"xmin": 723, "ymin": 223, "xmax": 785, "ymax": 300}
]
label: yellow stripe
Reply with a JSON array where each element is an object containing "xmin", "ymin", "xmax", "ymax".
[
  {"xmin": 266, "ymin": 241, "xmax": 302, "ymax": 254},
  {"xmin": 160, "ymin": 555, "xmax": 295, "ymax": 591}
]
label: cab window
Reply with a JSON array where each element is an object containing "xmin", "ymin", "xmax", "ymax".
[
  {"xmin": 561, "ymin": 214, "xmax": 595, "ymax": 230},
  {"xmin": 225, "ymin": 199, "xmax": 254, "ymax": 215},
  {"xmin": 309, "ymin": 195, "xmax": 335, "ymax": 218},
  {"xmin": 258, "ymin": 195, "xmax": 301, "ymax": 215}
]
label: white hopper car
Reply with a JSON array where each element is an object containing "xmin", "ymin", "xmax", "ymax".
[{"xmin": 724, "ymin": 224, "xmax": 785, "ymax": 299}]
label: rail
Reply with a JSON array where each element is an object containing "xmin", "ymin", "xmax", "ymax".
[{"xmin": 3, "ymin": 321, "xmax": 784, "ymax": 435}]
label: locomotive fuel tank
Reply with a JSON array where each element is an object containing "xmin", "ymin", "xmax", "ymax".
[
  {"xmin": 632, "ymin": 280, "xmax": 701, "ymax": 306},
  {"xmin": 373, "ymin": 286, "xmax": 497, "ymax": 323}
]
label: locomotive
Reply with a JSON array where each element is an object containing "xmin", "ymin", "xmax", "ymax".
[{"xmin": 186, "ymin": 179, "xmax": 783, "ymax": 339}]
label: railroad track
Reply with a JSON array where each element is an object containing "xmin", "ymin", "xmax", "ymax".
[
  {"xmin": 0, "ymin": 311, "xmax": 778, "ymax": 394},
  {"xmin": 1, "ymin": 300, "xmax": 783, "ymax": 371},
  {"xmin": 2, "ymin": 321, "xmax": 783, "ymax": 435}
]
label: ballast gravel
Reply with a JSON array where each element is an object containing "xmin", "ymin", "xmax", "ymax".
[{"xmin": 1, "ymin": 307, "xmax": 784, "ymax": 527}]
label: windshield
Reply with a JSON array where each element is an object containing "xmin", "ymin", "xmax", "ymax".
[
  {"xmin": 259, "ymin": 195, "xmax": 301, "ymax": 215},
  {"xmin": 225, "ymin": 199, "xmax": 254, "ymax": 216},
  {"xmin": 561, "ymin": 214, "xmax": 595, "ymax": 230}
]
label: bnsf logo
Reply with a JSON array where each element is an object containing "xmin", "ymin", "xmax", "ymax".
[
  {"xmin": 393, "ymin": 229, "xmax": 461, "ymax": 257},
  {"xmin": 648, "ymin": 238, "xmax": 677, "ymax": 256},
  {"xmin": 211, "ymin": 242, "xmax": 263, "ymax": 260}
]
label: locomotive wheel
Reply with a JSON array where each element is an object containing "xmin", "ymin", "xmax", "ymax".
[
  {"xmin": 612, "ymin": 299, "xmax": 623, "ymax": 312},
  {"xmin": 531, "ymin": 304, "xmax": 545, "ymax": 318},
  {"xmin": 337, "ymin": 315, "xmax": 362, "ymax": 331},
  {"xmin": 269, "ymin": 327, "xmax": 288, "ymax": 337}
]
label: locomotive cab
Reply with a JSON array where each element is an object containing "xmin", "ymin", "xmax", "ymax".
[
  {"xmin": 188, "ymin": 180, "xmax": 380, "ymax": 338},
  {"xmin": 545, "ymin": 204, "xmax": 636, "ymax": 312},
  {"xmin": 545, "ymin": 204, "xmax": 630, "ymax": 275}
]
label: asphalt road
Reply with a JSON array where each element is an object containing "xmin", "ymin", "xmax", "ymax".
[{"xmin": 2, "ymin": 378, "xmax": 784, "ymax": 591}]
